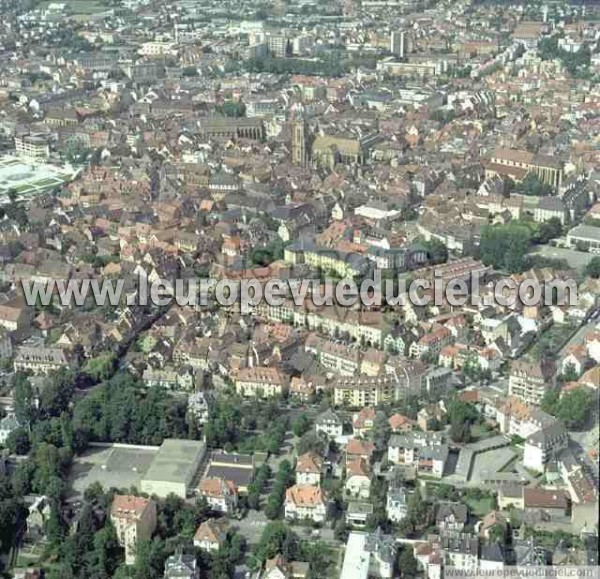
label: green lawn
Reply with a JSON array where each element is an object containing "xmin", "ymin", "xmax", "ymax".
[{"xmin": 465, "ymin": 494, "xmax": 496, "ymax": 516}]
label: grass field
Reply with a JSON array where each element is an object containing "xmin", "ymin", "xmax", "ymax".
[{"xmin": 464, "ymin": 494, "xmax": 496, "ymax": 516}]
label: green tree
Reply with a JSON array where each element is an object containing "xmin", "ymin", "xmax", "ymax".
[
  {"xmin": 89, "ymin": 521, "xmax": 122, "ymax": 577},
  {"xmin": 133, "ymin": 538, "xmax": 168, "ymax": 579},
  {"xmin": 555, "ymin": 387, "xmax": 592, "ymax": 429},
  {"xmin": 521, "ymin": 173, "xmax": 553, "ymax": 197},
  {"xmin": 584, "ymin": 256, "xmax": 600, "ymax": 279},
  {"xmin": 479, "ymin": 221, "xmax": 534, "ymax": 273},
  {"xmin": 488, "ymin": 523, "xmax": 506, "ymax": 543},
  {"xmin": 255, "ymin": 521, "xmax": 298, "ymax": 562},
  {"xmin": 218, "ymin": 100, "xmax": 246, "ymax": 118},
  {"xmin": 292, "ymin": 414, "xmax": 311, "ymax": 437},
  {"xmin": 397, "ymin": 545, "xmax": 419, "ymax": 577},
  {"xmin": 13, "ymin": 372, "xmax": 34, "ymax": 424},
  {"xmin": 447, "ymin": 399, "xmax": 479, "ymax": 443},
  {"xmin": 537, "ymin": 217, "xmax": 563, "ymax": 244},
  {"xmin": 422, "ymin": 238, "xmax": 449, "ymax": 265},
  {"xmin": 373, "ymin": 411, "xmax": 391, "ymax": 452},
  {"xmin": 265, "ymin": 460, "xmax": 294, "ymax": 520},
  {"xmin": 0, "ymin": 475, "xmax": 25, "ymax": 558},
  {"xmin": 82, "ymin": 353, "xmax": 116, "ymax": 382},
  {"xmin": 40, "ymin": 369, "xmax": 75, "ymax": 418},
  {"xmin": 6, "ymin": 427, "xmax": 30, "ymax": 455},
  {"xmin": 296, "ymin": 431, "xmax": 327, "ymax": 455}
]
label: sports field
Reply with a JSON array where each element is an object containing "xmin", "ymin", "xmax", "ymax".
[
  {"xmin": 41, "ymin": 0, "xmax": 111, "ymax": 15},
  {"xmin": 0, "ymin": 156, "xmax": 78, "ymax": 203}
]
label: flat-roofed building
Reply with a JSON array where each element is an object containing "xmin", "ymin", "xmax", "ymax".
[
  {"xmin": 567, "ymin": 224, "xmax": 600, "ymax": 254},
  {"xmin": 204, "ymin": 451, "xmax": 254, "ymax": 493},
  {"xmin": 341, "ymin": 530, "xmax": 396, "ymax": 579},
  {"xmin": 141, "ymin": 439, "xmax": 206, "ymax": 498}
]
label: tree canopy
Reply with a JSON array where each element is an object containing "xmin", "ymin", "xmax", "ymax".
[{"xmin": 479, "ymin": 220, "xmax": 535, "ymax": 273}]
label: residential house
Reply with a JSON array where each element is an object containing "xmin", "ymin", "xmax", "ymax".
[
  {"xmin": 163, "ymin": 553, "xmax": 199, "ymax": 579},
  {"xmin": 436, "ymin": 503, "xmax": 468, "ymax": 533},
  {"xmin": 304, "ymin": 334, "xmax": 360, "ymax": 376},
  {"xmin": 353, "ymin": 407, "xmax": 376, "ymax": 437},
  {"xmin": 295, "ymin": 452, "xmax": 324, "ymax": 486},
  {"xmin": 345, "ymin": 458, "xmax": 371, "ymax": 499},
  {"xmin": 561, "ymin": 345, "xmax": 588, "ymax": 377},
  {"xmin": 410, "ymin": 326, "xmax": 453, "ymax": 359},
  {"xmin": 388, "ymin": 413, "xmax": 414, "ymax": 433},
  {"xmin": 198, "ymin": 478, "xmax": 238, "ymax": 514},
  {"xmin": 110, "ymin": 495, "xmax": 157, "ymax": 565},
  {"xmin": 441, "ymin": 532, "xmax": 479, "ymax": 572},
  {"xmin": 0, "ymin": 299, "xmax": 32, "ymax": 336},
  {"xmin": 235, "ymin": 367, "xmax": 288, "ymax": 398},
  {"xmin": 584, "ymin": 331, "xmax": 600, "ymax": 364},
  {"xmin": 260, "ymin": 555, "xmax": 310, "ymax": 579},
  {"xmin": 477, "ymin": 511, "xmax": 507, "ymax": 540},
  {"xmin": 388, "ymin": 432, "xmax": 448, "ymax": 478},
  {"xmin": 508, "ymin": 359, "xmax": 556, "ymax": 405},
  {"xmin": 13, "ymin": 346, "xmax": 71, "ymax": 375},
  {"xmin": 497, "ymin": 485, "xmax": 525, "ymax": 510},
  {"xmin": 523, "ymin": 420, "xmax": 568, "ymax": 472},
  {"xmin": 346, "ymin": 501, "xmax": 374, "ymax": 528},
  {"xmin": 386, "ymin": 484, "xmax": 408, "ymax": 523},
  {"xmin": 417, "ymin": 403, "xmax": 446, "ymax": 431},
  {"xmin": 289, "ymin": 377, "xmax": 315, "ymax": 402},
  {"xmin": 26, "ymin": 496, "xmax": 51, "ymax": 540},
  {"xmin": 346, "ymin": 438, "xmax": 376, "ymax": 466},
  {"xmin": 414, "ymin": 539, "xmax": 443, "ymax": 579},
  {"xmin": 523, "ymin": 487, "xmax": 569, "ymax": 523},
  {"xmin": 187, "ymin": 391, "xmax": 210, "ymax": 425},
  {"xmin": 193, "ymin": 519, "xmax": 227, "ymax": 552},
  {"xmin": 284, "ymin": 484, "xmax": 328, "ymax": 523},
  {"xmin": 315, "ymin": 409, "xmax": 344, "ymax": 438}
]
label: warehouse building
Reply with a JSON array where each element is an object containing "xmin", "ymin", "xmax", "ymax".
[{"xmin": 141, "ymin": 439, "xmax": 206, "ymax": 498}]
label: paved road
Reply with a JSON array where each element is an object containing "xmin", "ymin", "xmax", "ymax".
[{"xmin": 234, "ymin": 510, "xmax": 270, "ymax": 544}]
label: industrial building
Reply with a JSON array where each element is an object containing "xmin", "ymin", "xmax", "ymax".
[{"xmin": 141, "ymin": 439, "xmax": 206, "ymax": 498}]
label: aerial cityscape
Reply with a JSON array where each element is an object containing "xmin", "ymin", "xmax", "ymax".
[{"xmin": 0, "ymin": 0, "xmax": 598, "ymax": 578}]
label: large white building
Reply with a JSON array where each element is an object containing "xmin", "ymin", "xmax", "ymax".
[
  {"xmin": 341, "ymin": 530, "xmax": 396, "ymax": 579},
  {"xmin": 495, "ymin": 396, "xmax": 568, "ymax": 472},
  {"xmin": 523, "ymin": 421, "xmax": 568, "ymax": 472}
]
